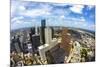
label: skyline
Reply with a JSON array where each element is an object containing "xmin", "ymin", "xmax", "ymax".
[{"xmin": 11, "ymin": 0, "xmax": 95, "ymax": 31}]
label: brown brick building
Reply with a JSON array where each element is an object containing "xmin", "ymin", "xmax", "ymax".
[{"xmin": 60, "ymin": 28, "xmax": 72, "ymax": 56}]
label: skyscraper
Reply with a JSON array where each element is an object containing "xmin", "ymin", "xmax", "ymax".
[
  {"xmin": 11, "ymin": 35, "xmax": 23, "ymax": 53},
  {"xmin": 30, "ymin": 27, "xmax": 35, "ymax": 35},
  {"xmin": 40, "ymin": 19, "xmax": 46, "ymax": 45},
  {"xmin": 31, "ymin": 35, "xmax": 40, "ymax": 50},
  {"xmin": 45, "ymin": 27, "xmax": 52, "ymax": 44},
  {"xmin": 51, "ymin": 27, "xmax": 54, "ymax": 38},
  {"xmin": 60, "ymin": 28, "xmax": 72, "ymax": 56}
]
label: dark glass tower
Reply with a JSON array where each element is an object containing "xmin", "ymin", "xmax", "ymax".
[
  {"xmin": 30, "ymin": 27, "xmax": 35, "ymax": 35},
  {"xmin": 51, "ymin": 27, "xmax": 54, "ymax": 38},
  {"xmin": 32, "ymin": 35, "xmax": 40, "ymax": 50},
  {"xmin": 40, "ymin": 19, "xmax": 46, "ymax": 44}
]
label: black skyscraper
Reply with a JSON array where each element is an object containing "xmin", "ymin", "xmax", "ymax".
[
  {"xmin": 29, "ymin": 27, "xmax": 35, "ymax": 47},
  {"xmin": 29, "ymin": 27, "xmax": 41, "ymax": 52},
  {"xmin": 30, "ymin": 27, "xmax": 35, "ymax": 35},
  {"xmin": 51, "ymin": 27, "xmax": 54, "ymax": 38},
  {"xmin": 32, "ymin": 35, "xmax": 40, "ymax": 50},
  {"xmin": 40, "ymin": 19, "xmax": 46, "ymax": 44}
]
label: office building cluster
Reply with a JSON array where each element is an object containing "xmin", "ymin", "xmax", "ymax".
[
  {"xmin": 10, "ymin": 19, "xmax": 63, "ymax": 66},
  {"xmin": 10, "ymin": 19, "xmax": 95, "ymax": 66}
]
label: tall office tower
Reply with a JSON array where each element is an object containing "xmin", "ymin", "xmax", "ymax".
[
  {"xmin": 35, "ymin": 26, "xmax": 38, "ymax": 35},
  {"xmin": 40, "ymin": 19, "xmax": 46, "ymax": 44},
  {"xmin": 37, "ymin": 27, "xmax": 40, "ymax": 34},
  {"xmin": 45, "ymin": 27, "xmax": 52, "ymax": 44},
  {"xmin": 31, "ymin": 35, "xmax": 40, "ymax": 51},
  {"xmin": 35, "ymin": 26, "xmax": 40, "ymax": 35},
  {"xmin": 16, "ymin": 35, "xmax": 23, "ymax": 52},
  {"xmin": 19, "ymin": 35, "xmax": 24, "ymax": 52},
  {"xmin": 29, "ymin": 32, "xmax": 34, "ymax": 52},
  {"xmin": 30, "ymin": 27, "xmax": 35, "ymax": 35},
  {"xmin": 29, "ymin": 32, "xmax": 32, "ymax": 42},
  {"xmin": 51, "ymin": 27, "xmax": 54, "ymax": 38},
  {"xmin": 11, "ymin": 35, "xmax": 23, "ymax": 53},
  {"xmin": 29, "ymin": 27, "xmax": 35, "ymax": 47},
  {"xmin": 11, "ymin": 36, "xmax": 16, "ymax": 52},
  {"xmin": 60, "ymin": 28, "xmax": 72, "ymax": 56}
]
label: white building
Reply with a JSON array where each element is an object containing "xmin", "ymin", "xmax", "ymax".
[
  {"xmin": 38, "ymin": 27, "xmax": 59, "ymax": 63},
  {"xmin": 45, "ymin": 27, "xmax": 52, "ymax": 44}
]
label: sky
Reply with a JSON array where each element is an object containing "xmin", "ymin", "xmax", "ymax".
[{"xmin": 11, "ymin": 0, "xmax": 95, "ymax": 31}]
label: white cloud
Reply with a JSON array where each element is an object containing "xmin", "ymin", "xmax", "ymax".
[
  {"xmin": 79, "ymin": 17, "xmax": 85, "ymax": 21},
  {"xmin": 11, "ymin": 4, "xmax": 17, "ymax": 17},
  {"xmin": 15, "ymin": 20, "xmax": 23, "ymax": 24},
  {"xmin": 60, "ymin": 15, "xmax": 65, "ymax": 19},
  {"xmin": 12, "ymin": 18, "xmax": 29, "ymax": 24},
  {"xmin": 15, "ymin": 3, "xmax": 53, "ymax": 18},
  {"xmin": 11, "ymin": 16, "xmax": 24, "ymax": 22},
  {"xmin": 61, "ymin": 16, "xmax": 87, "ymax": 29},
  {"xmin": 52, "ymin": 3, "xmax": 67, "ymax": 6},
  {"xmin": 11, "ymin": 1, "xmax": 26, "ymax": 17},
  {"xmin": 66, "ymin": 16, "xmax": 85, "ymax": 22},
  {"xmin": 87, "ymin": 5, "xmax": 94, "ymax": 10},
  {"xmin": 70, "ymin": 5, "xmax": 84, "ymax": 14},
  {"xmin": 12, "ymin": 19, "xmax": 24, "ymax": 25},
  {"xmin": 19, "ymin": 6, "xmax": 26, "ymax": 11},
  {"xmin": 11, "ymin": 1, "xmax": 94, "ymax": 31},
  {"xmin": 20, "ymin": 8, "xmax": 51, "ymax": 17}
]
